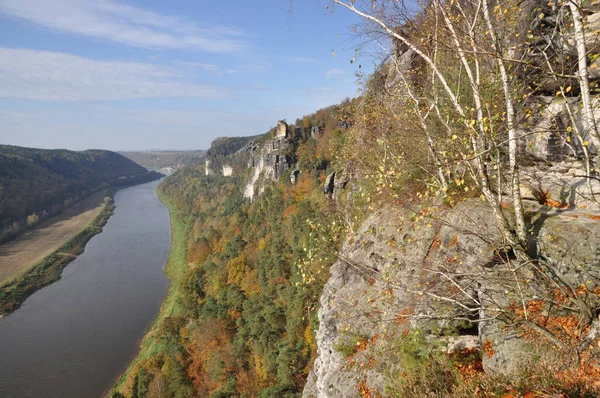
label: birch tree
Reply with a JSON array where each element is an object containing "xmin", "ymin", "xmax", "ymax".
[
  {"xmin": 332, "ymin": 0, "xmax": 530, "ymax": 250},
  {"xmin": 568, "ymin": 0, "xmax": 600, "ymax": 149}
]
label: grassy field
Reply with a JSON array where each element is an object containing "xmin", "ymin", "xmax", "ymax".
[
  {"xmin": 0, "ymin": 191, "xmax": 107, "ymax": 284},
  {"xmin": 0, "ymin": 195, "xmax": 116, "ymax": 317},
  {"xmin": 110, "ymin": 188, "xmax": 189, "ymax": 395}
]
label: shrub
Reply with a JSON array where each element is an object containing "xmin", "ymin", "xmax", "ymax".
[
  {"xmin": 26, "ymin": 213, "xmax": 40, "ymax": 227},
  {"xmin": 334, "ymin": 332, "xmax": 369, "ymax": 358}
]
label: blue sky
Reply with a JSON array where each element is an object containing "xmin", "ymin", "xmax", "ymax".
[{"xmin": 0, "ymin": 0, "xmax": 373, "ymax": 151}]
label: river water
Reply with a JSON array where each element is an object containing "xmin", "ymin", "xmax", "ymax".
[{"xmin": 0, "ymin": 180, "xmax": 171, "ymax": 397}]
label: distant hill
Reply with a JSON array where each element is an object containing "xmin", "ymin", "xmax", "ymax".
[
  {"xmin": 119, "ymin": 150, "xmax": 207, "ymax": 171},
  {"xmin": 0, "ymin": 145, "xmax": 161, "ymax": 241}
]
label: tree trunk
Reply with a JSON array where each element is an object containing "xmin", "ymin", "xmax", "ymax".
[{"xmin": 569, "ymin": 0, "xmax": 600, "ymax": 151}]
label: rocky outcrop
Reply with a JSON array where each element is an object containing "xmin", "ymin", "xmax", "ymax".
[
  {"xmin": 222, "ymin": 165, "xmax": 233, "ymax": 177},
  {"xmin": 238, "ymin": 140, "xmax": 261, "ymax": 154},
  {"xmin": 304, "ymin": 199, "xmax": 600, "ymax": 397},
  {"xmin": 243, "ymin": 135, "xmax": 294, "ymax": 200},
  {"xmin": 276, "ymin": 120, "xmax": 288, "ymax": 138},
  {"xmin": 520, "ymin": 159, "xmax": 600, "ymax": 209},
  {"xmin": 323, "ymin": 172, "xmax": 336, "ymax": 196},
  {"xmin": 323, "ymin": 170, "xmax": 352, "ymax": 203}
]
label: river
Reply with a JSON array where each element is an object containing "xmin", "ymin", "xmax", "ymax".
[{"xmin": 0, "ymin": 180, "xmax": 171, "ymax": 397}]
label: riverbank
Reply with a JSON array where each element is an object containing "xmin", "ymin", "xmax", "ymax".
[
  {"xmin": 0, "ymin": 194, "xmax": 116, "ymax": 317},
  {"xmin": 0, "ymin": 191, "xmax": 108, "ymax": 284},
  {"xmin": 110, "ymin": 187, "xmax": 188, "ymax": 397}
]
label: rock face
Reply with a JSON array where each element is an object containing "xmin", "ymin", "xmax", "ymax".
[
  {"xmin": 243, "ymin": 135, "xmax": 293, "ymax": 200},
  {"xmin": 524, "ymin": 96, "xmax": 599, "ymax": 161},
  {"xmin": 516, "ymin": 96, "xmax": 600, "ymax": 210},
  {"xmin": 323, "ymin": 172, "xmax": 336, "ymax": 196},
  {"xmin": 520, "ymin": 160, "xmax": 600, "ymax": 209},
  {"xmin": 222, "ymin": 165, "xmax": 233, "ymax": 177},
  {"xmin": 305, "ymin": 206, "xmax": 434, "ymax": 397},
  {"xmin": 323, "ymin": 170, "xmax": 352, "ymax": 204},
  {"xmin": 205, "ymin": 160, "xmax": 213, "ymax": 176},
  {"xmin": 304, "ymin": 200, "xmax": 600, "ymax": 397}
]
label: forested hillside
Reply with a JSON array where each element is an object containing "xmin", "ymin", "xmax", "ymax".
[
  {"xmin": 0, "ymin": 145, "xmax": 161, "ymax": 242},
  {"xmin": 114, "ymin": 105, "xmax": 351, "ymax": 398}
]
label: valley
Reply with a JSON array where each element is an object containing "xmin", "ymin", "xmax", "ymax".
[{"xmin": 2, "ymin": 0, "xmax": 600, "ymax": 397}]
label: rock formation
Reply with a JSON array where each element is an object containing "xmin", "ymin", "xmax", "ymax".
[
  {"xmin": 304, "ymin": 197, "xmax": 600, "ymax": 397},
  {"xmin": 243, "ymin": 122, "xmax": 295, "ymax": 200},
  {"xmin": 222, "ymin": 165, "xmax": 233, "ymax": 177},
  {"xmin": 276, "ymin": 120, "xmax": 288, "ymax": 138}
]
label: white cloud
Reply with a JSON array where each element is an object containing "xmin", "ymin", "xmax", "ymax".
[
  {"xmin": 0, "ymin": 47, "xmax": 232, "ymax": 101},
  {"xmin": 325, "ymin": 68, "xmax": 346, "ymax": 79},
  {"xmin": 0, "ymin": 0, "xmax": 246, "ymax": 53}
]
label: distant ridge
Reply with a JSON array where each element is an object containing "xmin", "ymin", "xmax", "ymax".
[
  {"xmin": 119, "ymin": 149, "xmax": 207, "ymax": 171},
  {"xmin": 0, "ymin": 144, "xmax": 161, "ymax": 242}
]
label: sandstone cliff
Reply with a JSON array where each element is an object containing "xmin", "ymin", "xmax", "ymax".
[{"xmin": 303, "ymin": 197, "xmax": 600, "ymax": 397}]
